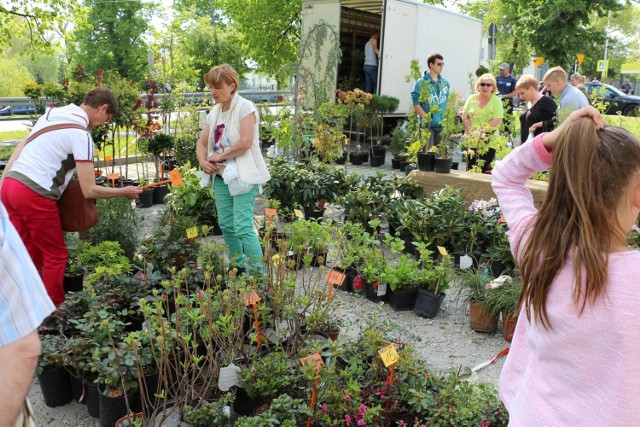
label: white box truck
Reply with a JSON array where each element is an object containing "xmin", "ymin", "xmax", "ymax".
[{"xmin": 301, "ymin": 0, "xmax": 484, "ymax": 114}]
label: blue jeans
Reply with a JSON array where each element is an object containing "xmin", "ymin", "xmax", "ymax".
[
  {"xmin": 213, "ymin": 176, "xmax": 264, "ymax": 275},
  {"xmin": 364, "ymin": 65, "xmax": 378, "ymax": 94}
]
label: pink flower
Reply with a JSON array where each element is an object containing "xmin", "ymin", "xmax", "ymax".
[
  {"xmin": 320, "ymin": 404, "xmax": 328, "ymax": 414},
  {"xmin": 359, "ymin": 404, "xmax": 367, "ymax": 416},
  {"xmin": 481, "ymin": 421, "xmax": 490, "ymax": 427},
  {"xmin": 357, "ymin": 420, "xmax": 366, "ymax": 426},
  {"xmin": 345, "ymin": 414, "xmax": 352, "ymax": 425}
]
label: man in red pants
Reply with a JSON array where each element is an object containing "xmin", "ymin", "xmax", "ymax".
[{"xmin": 0, "ymin": 87, "xmax": 141, "ymax": 307}]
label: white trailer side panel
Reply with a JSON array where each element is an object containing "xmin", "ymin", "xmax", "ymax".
[
  {"xmin": 378, "ymin": 0, "xmax": 418, "ymax": 110},
  {"xmin": 380, "ymin": 0, "xmax": 483, "ymax": 113}
]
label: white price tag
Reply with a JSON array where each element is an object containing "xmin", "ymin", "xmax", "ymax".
[
  {"xmin": 218, "ymin": 363, "xmax": 241, "ymax": 391},
  {"xmin": 377, "ymin": 283, "xmax": 387, "ymax": 296},
  {"xmin": 459, "ymin": 255, "xmax": 473, "ymax": 270}
]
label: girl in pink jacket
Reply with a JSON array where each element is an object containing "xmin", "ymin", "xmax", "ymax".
[{"xmin": 492, "ymin": 106, "xmax": 640, "ymax": 426}]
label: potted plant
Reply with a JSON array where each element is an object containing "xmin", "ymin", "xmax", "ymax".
[
  {"xmin": 237, "ymin": 351, "xmax": 303, "ymax": 415},
  {"xmin": 37, "ymin": 334, "xmax": 73, "ymax": 408},
  {"xmin": 456, "ymin": 266, "xmax": 499, "ymax": 333},
  {"xmin": 184, "ymin": 393, "xmax": 236, "ymax": 426},
  {"xmin": 389, "ymin": 122, "xmax": 408, "ymax": 169},
  {"xmin": 314, "ymin": 101, "xmax": 349, "ymax": 163},
  {"xmin": 380, "ymin": 254, "xmax": 422, "ymax": 311},
  {"xmin": 413, "ymin": 243, "xmax": 454, "ymax": 318},
  {"xmin": 64, "ymin": 240, "xmax": 88, "ymax": 293},
  {"xmin": 484, "ymin": 275, "xmax": 523, "ymax": 342}
]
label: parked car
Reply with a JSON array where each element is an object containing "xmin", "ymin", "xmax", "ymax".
[
  {"xmin": 584, "ymin": 82, "xmax": 640, "ymax": 116},
  {"xmin": 0, "ymin": 106, "xmax": 11, "ymax": 116}
]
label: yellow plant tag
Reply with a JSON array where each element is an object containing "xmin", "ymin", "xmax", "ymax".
[
  {"xmin": 186, "ymin": 227, "xmax": 198, "ymax": 239},
  {"xmin": 378, "ymin": 344, "xmax": 399, "ymax": 367},
  {"xmin": 94, "ymin": 148, "xmax": 100, "ymax": 156},
  {"xmin": 294, "ymin": 209, "xmax": 304, "ymax": 219},
  {"xmin": 243, "ymin": 290, "xmax": 261, "ymax": 306},
  {"xmin": 437, "ymin": 246, "xmax": 448, "ymax": 256}
]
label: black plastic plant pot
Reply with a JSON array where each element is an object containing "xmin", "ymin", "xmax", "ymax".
[
  {"xmin": 85, "ymin": 380, "xmax": 100, "ymax": 417},
  {"xmin": 434, "ymin": 157, "xmax": 453, "ymax": 174},
  {"xmin": 232, "ymin": 386, "xmax": 264, "ymax": 416},
  {"xmin": 153, "ymin": 184, "xmax": 170, "ymax": 204},
  {"xmin": 63, "ymin": 273, "xmax": 84, "ymax": 293},
  {"xmin": 414, "ymin": 288, "xmax": 445, "ymax": 318},
  {"xmin": 417, "ymin": 152, "xmax": 437, "ymax": 172},
  {"xmin": 371, "ymin": 147, "xmax": 386, "ymax": 157},
  {"xmin": 98, "ymin": 385, "xmax": 139, "ymax": 427},
  {"xmin": 37, "ymin": 365, "xmax": 73, "ymax": 408},
  {"xmin": 336, "ymin": 151, "xmax": 348, "ymax": 165},
  {"xmin": 364, "ymin": 280, "xmax": 387, "ymax": 303},
  {"xmin": 370, "ymin": 155, "xmax": 385, "ymax": 167},
  {"xmin": 70, "ymin": 373, "xmax": 84, "ymax": 404},
  {"xmin": 388, "ymin": 288, "xmax": 418, "ymax": 311},
  {"xmin": 391, "ymin": 158, "xmax": 401, "ymax": 169},
  {"xmin": 349, "ymin": 152, "xmax": 364, "ymax": 165},
  {"xmin": 138, "ymin": 188, "xmax": 154, "ymax": 208}
]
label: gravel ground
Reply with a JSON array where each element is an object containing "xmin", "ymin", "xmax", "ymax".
[{"xmin": 29, "ymin": 154, "xmax": 507, "ymax": 425}]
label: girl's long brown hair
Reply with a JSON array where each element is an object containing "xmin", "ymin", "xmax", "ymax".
[{"xmin": 518, "ymin": 119, "xmax": 640, "ymax": 329}]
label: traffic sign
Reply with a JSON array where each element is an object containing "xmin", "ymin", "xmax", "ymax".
[
  {"xmin": 576, "ymin": 53, "xmax": 585, "ymax": 66},
  {"xmin": 596, "ymin": 60, "xmax": 608, "ymax": 71}
]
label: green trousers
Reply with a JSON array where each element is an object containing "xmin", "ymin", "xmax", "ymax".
[{"xmin": 214, "ymin": 176, "xmax": 263, "ymax": 275}]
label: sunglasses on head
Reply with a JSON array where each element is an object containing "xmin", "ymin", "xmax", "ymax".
[{"xmin": 479, "ymin": 83, "xmax": 493, "ymax": 87}]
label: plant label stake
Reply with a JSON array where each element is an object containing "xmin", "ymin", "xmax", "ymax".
[
  {"xmin": 243, "ymin": 291, "xmax": 262, "ymax": 348},
  {"xmin": 139, "ymin": 168, "xmax": 183, "ymax": 189},
  {"xmin": 265, "ymin": 208, "xmax": 278, "ymax": 226},
  {"xmin": 325, "ymin": 269, "xmax": 346, "ymax": 301},
  {"xmin": 294, "ymin": 209, "xmax": 304, "ymax": 219},
  {"xmin": 379, "ymin": 343, "xmax": 399, "ymax": 420},
  {"xmin": 471, "ymin": 347, "xmax": 509, "ymax": 373},
  {"xmin": 107, "ymin": 173, "xmax": 120, "ymax": 188},
  {"xmin": 300, "ymin": 353, "xmax": 324, "ymax": 427},
  {"xmin": 186, "ymin": 227, "xmax": 198, "ymax": 243},
  {"xmin": 437, "ymin": 246, "xmax": 449, "ymax": 256},
  {"xmin": 218, "ymin": 363, "xmax": 241, "ymax": 391}
]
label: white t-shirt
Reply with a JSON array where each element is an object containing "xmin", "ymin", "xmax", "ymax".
[
  {"xmin": 6, "ymin": 104, "xmax": 92, "ymax": 199},
  {"xmin": 206, "ymin": 99, "xmax": 257, "ymax": 157}
]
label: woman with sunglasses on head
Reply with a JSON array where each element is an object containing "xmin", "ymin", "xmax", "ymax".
[
  {"xmin": 196, "ymin": 64, "xmax": 270, "ymax": 277},
  {"xmin": 461, "ymin": 73, "xmax": 504, "ymax": 172}
]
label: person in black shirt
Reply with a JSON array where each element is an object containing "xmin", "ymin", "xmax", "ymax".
[{"xmin": 516, "ymin": 75, "xmax": 557, "ymax": 144}]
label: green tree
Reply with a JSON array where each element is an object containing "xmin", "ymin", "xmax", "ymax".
[
  {"xmin": 71, "ymin": 0, "xmax": 151, "ymax": 81},
  {"xmin": 0, "ymin": 1, "xmax": 78, "ymax": 52},
  {"xmin": 223, "ymin": 0, "xmax": 303, "ymax": 80},
  {"xmin": 0, "ymin": 56, "xmax": 33, "ymax": 96},
  {"xmin": 177, "ymin": 16, "xmax": 249, "ymax": 89}
]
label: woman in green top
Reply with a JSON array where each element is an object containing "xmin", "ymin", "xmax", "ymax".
[{"xmin": 462, "ymin": 74, "xmax": 504, "ymax": 173}]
